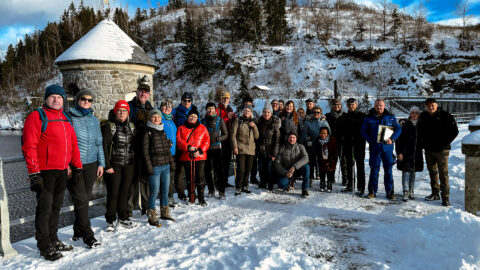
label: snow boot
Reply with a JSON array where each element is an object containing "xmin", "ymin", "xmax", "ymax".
[
  {"xmin": 200, "ymin": 200, "xmax": 208, "ymax": 207},
  {"xmin": 40, "ymin": 244, "xmax": 63, "ymax": 261},
  {"xmin": 403, "ymin": 191, "xmax": 409, "ymax": 202},
  {"xmin": 147, "ymin": 209, "xmax": 162, "ymax": 227},
  {"xmin": 355, "ymin": 190, "xmax": 365, "ymax": 197},
  {"xmin": 365, "ymin": 193, "xmax": 376, "ymax": 199},
  {"xmin": 320, "ymin": 180, "xmax": 326, "ymax": 192},
  {"xmin": 52, "ymin": 240, "xmax": 73, "ymax": 252},
  {"xmin": 120, "ymin": 218, "xmax": 137, "ymax": 228},
  {"xmin": 235, "ymin": 189, "xmax": 242, "ymax": 196},
  {"xmin": 242, "ymin": 188, "xmax": 252, "ymax": 194},
  {"xmin": 219, "ymin": 192, "xmax": 226, "ymax": 200},
  {"xmin": 408, "ymin": 189, "xmax": 415, "ymax": 200},
  {"xmin": 425, "ymin": 193, "xmax": 440, "ymax": 201},
  {"xmin": 442, "ymin": 198, "xmax": 450, "ymax": 207},
  {"xmin": 84, "ymin": 237, "xmax": 101, "ymax": 249},
  {"xmin": 386, "ymin": 194, "xmax": 396, "ymax": 201},
  {"xmin": 302, "ymin": 190, "xmax": 309, "ymax": 198},
  {"xmin": 160, "ymin": 206, "xmax": 175, "ymax": 222},
  {"xmin": 105, "ymin": 222, "xmax": 116, "ymax": 232}
]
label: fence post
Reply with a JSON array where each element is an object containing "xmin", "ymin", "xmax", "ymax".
[
  {"xmin": 462, "ymin": 117, "xmax": 480, "ymax": 216},
  {"xmin": 0, "ymin": 159, "xmax": 18, "ymax": 258}
]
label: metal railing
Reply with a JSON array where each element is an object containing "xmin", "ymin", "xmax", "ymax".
[{"xmin": 0, "ymin": 156, "xmax": 106, "ymax": 258}]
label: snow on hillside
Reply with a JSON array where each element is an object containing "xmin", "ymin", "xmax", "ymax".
[{"xmin": 2, "ymin": 124, "xmax": 479, "ymax": 269}]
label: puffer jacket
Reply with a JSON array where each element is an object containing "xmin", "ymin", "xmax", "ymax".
[
  {"xmin": 396, "ymin": 119, "xmax": 423, "ymax": 172},
  {"xmin": 279, "ymin": 113, "xmax": 301, "ymax": 145},
  {"xmin": 202, "ymin": 115, "xmax": 228, "ymax": 150},
  {"xmin": 302, "ymin": 114, "xmax": 331, "ymax": 154},
  {"xmin": 274, "ymin": 142, "xmax": 309, "ymax": 176},
  {"xmin": 315, "ymin": 136, "xmax": 338, "ymax": 172},
  {"xmin": 102, "ymin": 110, "xmax": 135, "ymax": 169},
  {"xmin": 176, "ymin": 120, "xmax": 210, "ymax": 161},
  {"xmin": 161, "ymin": 114, "xmax": 177, "ymax": 155},
  {"xmin": 231, "ymin": 116, "xmax": 259, "ymax": 156},
  {"xmin": 68, "ymin": 107, "xmax": 106, "ymax": 167},
  {"xmin": 418, "ymin": 109, "xmax": 458, "ymax": 152},
  {"xmin": 22, "ymin": 106, "xmax": 82, "ymax": 174},
  {"xmin": 143, "ymin": 124, "xmax": 175, "ymax": 175},
  {"xmin": 360, "ymin": 108, "xmax": 401, "ymax": 152},
  {"xmin": 256, "ymin": 115, "xmax": 281, "ymax": 158}
]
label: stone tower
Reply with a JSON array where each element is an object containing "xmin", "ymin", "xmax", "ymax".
[{"xmin": 54, "ymin": 19, "xmax": 157, "ymax": 119}]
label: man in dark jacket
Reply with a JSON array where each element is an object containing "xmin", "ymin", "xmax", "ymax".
[
  {"xmin": 22, "ymin": 84, "xmax": 83, "ymax": 261},
  {"xmin": 203, "ymin": 102, "xmax": 229, "ymax": 199},
  {"xmin": 128, "ymin": 80, "xmax": 153, "ymax": 215},
  {"xmin": 305, "ymin": 98, "xmax": 315, "ymax": 116},
  {"xmin": 217, "ymin": 92, "xmax": 235, "ymax": 188},
  {"xmin": 418, "ymin": 98, "xmax": 458, "ymax": 206},
  {"xmin": 360, "ymin": 99, "xmax": 401, "ymax": 200},
  {"xmin": 337, "ymin": 98, "xmax": 366, "ymax": 195},
  {"xmin": 325, "ymin": 98, "xmax": 347, "ymax": 185}
]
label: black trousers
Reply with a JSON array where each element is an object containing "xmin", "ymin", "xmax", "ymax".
[
  {"xmin": 36, "ymin": 169, "xmax": 68, "ymax": 251},
  {"xmin": 205, "ymin": 149, "xmax": 225, "ymax": 193},
  {"xmin": 343, "ymin": 143, "xmax": 366, "ymax": 191},
  {"xmin": 319, "ymin": 171, "xmax": 335, "ymax": 190},
  {"xmin": 250, "ymin": 153, "xmax": 258, "ymax": 182},
  {"xmin": 236, "ymin": 154, "xmax": 254, "ymax": 190},
  {"xmin": 308, "ymin": 152, "xmax": 318, "ymax": 179},
  {"xmin": 128, "ymin": 160, "xmax": 149, "ymax": 213},
  {"xmin": 221, "ymin": 141, "xmax": 232, "ymax": 186},
  {"xmin": 174, "ymin": 151, "xmax": 187, "ymax": 199},
  {"xmin": 184, "ymin": 160, "xmax": 206, "ymax": 203},
  {"xmin": 67, "ymin": 162, "xmax": 96, "ymax": 240},
  {"xmin": 105, "ymin": 164, "xmax": 134, "ymax": 223},
  {"xmin": 168, "ymin": 155, "xmax": 176, "ymax": 198}
]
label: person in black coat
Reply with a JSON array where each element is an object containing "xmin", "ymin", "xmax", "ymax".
[
  {"xmin": 395, "ymin": 106, "xmax": 423, "ymax": 201},
  {"xmin": 418, "ymin": 98, "xmax": 458, "ymax": 206},
  {"xmin": 325, "ymin": 98, "xmax": 346, "ymax": 185}
]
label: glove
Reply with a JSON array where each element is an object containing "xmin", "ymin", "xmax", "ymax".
[
  {"xmin": 29, "ymin": 173, "xmax": 43, "ymax": 192},
  {"xmin": 72, "ymin": 167, "xmax": 84, "ymax": 185}
]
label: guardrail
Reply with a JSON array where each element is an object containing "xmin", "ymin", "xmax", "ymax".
[
  {"xmin": 452, "ymin": 112, "xmax": 480, "ymax": 124},
  {"xmin": 0, "ymin": 156, "xmax": 106, "ymax": 258}
]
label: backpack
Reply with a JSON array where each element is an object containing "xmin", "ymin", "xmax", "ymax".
[
  {"xmin": 21, "ymin": 108, "xmax": 73, "ymax": 146},
  {"xmin": 202, "ymin": 116, "xmax": 221, "ymax": 146},
  {"xmin": 108, "ymin": 121, "xmax": 135, "ymax": 137}
]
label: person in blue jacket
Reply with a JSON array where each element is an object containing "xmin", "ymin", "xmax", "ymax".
[
  {"xmin": 68, "ymin": 88, "xmax": 105, "ymax": 248},
  {"xmin": 159, "ymin": 99, "xmax": 177, "ymax": 207},
  {"xmin": 360, "ymin": 98, "xmax": 401, "ymax": 200}
]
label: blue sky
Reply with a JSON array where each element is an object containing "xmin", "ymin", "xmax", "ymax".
[{"xmin": 0, "ymin": 0, "xmax": 478, "ymax": 56}]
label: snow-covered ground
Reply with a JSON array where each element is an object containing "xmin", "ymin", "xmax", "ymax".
[{"xmin": 1, "ymin": 124, "xmax": 479, "ymax": 270}]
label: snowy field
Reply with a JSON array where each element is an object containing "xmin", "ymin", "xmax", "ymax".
[{"xmin": 1, "ymin": 124, "xmax": 479, "ymax": 270}]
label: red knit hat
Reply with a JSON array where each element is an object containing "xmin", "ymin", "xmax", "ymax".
[{"xmin": 113, "ymin": 100, "xmax": 130, "ymax": 114}]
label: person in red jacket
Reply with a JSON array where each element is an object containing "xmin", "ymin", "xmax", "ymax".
[
  {"xmin": 22, "ymin": 84, "xmax": 83, "ymax": 261},
  {"xmin": 176, "ymin": 110, "xmax": 210, "ymax": 206},
  {"xmin": 216, "ymin": 91, "xmax": 236, "ymax": 188}
]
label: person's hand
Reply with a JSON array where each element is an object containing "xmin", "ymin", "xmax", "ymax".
[
  {"xmin": 97, "ymin": 166, "xmax": 104, "ymax": 178},
  {"xmin": 288, "ymin": 167, "xmax": 295, "ymax": 174},
  {"xmin": 188, "ymin": 146, "xmax": 197, "ymax": 152},
  {"xmin": 67, "ymin": 166, "xmax": 72, "ymax": 179},
  {"xmin": 72, "ymin": 167, "xmax": 84, "ymax": 184},
  {"xmin": 397, "ymin": 153, "xmax": 403, "ymax": 161},
  {"xmin": 227, "ymin": 112, "xmax": 235, "ymax": 119},
  {"xmin": 233, "ymin": 148, "xmax": 238, "ymax": 155},
  {"xmin": 29, "ymin": 173, "xmax": 43, "ymax": 192},
  {"xmin": 106, "ymin": 168, "xmax": 114, "ymax": 174},
  {"xmin": 248, "ymin": 122, "xmax": 256, "ymax": 128},
  {"xmin": 286, "ymin": 172, "xmax": 293, "ymax": 178},
  {"xmin": 193, "ymin": 151, "xmax": 201, "ymax": 158},
  {"xmin": 271, "ymin": 156, "xmax": 275, "ymax": 161},
  {"xmin": 386, "ymin": 139, "xmax": 393, "ymax": 145}
]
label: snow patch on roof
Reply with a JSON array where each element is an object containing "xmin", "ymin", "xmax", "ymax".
[
  {"xmin": 55, "ymin": 19, "xmax": 156, "ymax": 67},
  {"xmin": 462, "ymin": 130, "xmax": 480, "ymax": 145}
]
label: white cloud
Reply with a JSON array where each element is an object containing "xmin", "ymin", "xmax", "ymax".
[
  {"xmin": 435, "ymin": 16, "xmax": 480, "ymax": 26},
  {"xmin": 0, "ymin": 26, "xmax": 34, "ymax": 55}
]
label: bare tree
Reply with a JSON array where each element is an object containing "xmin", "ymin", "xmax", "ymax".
[
  {"xmin": 376, "ymin": 0, "xmax": 393, "ymax": 42},
  {"xmin": 309, "ymin": 0, "xmax": 334, "ymax": 53},
  {"xmin": 456, "ymin": 0, "xmax": 473, "ymax": 50}
]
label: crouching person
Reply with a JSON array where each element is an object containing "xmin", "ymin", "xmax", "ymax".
[
  {"xmin": 22, "ymin": 84, "xmax": 83, "ymax": 260},
  {"xmin": 274, "ymin": 132, "xmax": 310, "ymax": 197},
  {"xmin": 102, "ymin": 100, "xmax": 136, "ymax": 231},
  {"xmin": 315, "ymin": 127, "xmax": 338, "ymax": 192}
]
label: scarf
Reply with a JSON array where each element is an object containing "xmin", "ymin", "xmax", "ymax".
[
  {"xmin": 329, "ymin": 110, "xmax": 343, "ymax": 119},
  {"xmin": 162, "ymin": 112, "xmax": 173, "ymax": 121},
  {"xmin": 147, "ymin": 121, "xmax": 164, "ymax": 131},
  {"xmin": 318, "ymin": 136, "xmax": 330, "ymax": 160},
  {"xmin": 411, "ymin": 119, "xmax": 418, "ymax": 126},
  {"xmin": 184, "ymin": 120, "xmax": 200, "ymax": 129},
  {"xmin": 75, "ymin": 105, "xmax": 91, "ymax": 116}
]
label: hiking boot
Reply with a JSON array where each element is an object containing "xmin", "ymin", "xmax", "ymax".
[
  {"xmin": 120, "ymin": 218, "xmax": 137, "ymax": 228},
  {"xmin": 105, "ymin": 222, "xmax": 116, "ymax": 232},
  {"xmin": 219, "ymin": 192, "xmax": 226, "ymax": 199},
  {"xmin": 326, "ymin": 189, "xmax": 332, "ymax": 193},
  {"xmin": 425, "ymin": 193, "xmax": 440, "ymax": 201},
  {"xmin": 84, "ymin": 237, "xmax": 101, "ymax": 249},
  {"xmin": 355, "ymin": 190, "xmax": 365, "ymax": 197},
  {"xmin": 160, "ymin": 206, "xmax": 175, "ymax": 222},
  {"xmin": 235, "ymin": 189, "xmax": 242, "ymax": 196},
  {"xmin": 365, "ymin": 193, "xmax": 376, "ymax": 199},
  {"xmin": 52, "ymin": 241, "xmax": 73, "ymax": 252},
  {"xmin": 408, "ymin": 190, "xmax": 415, "ymax": 200},
  {"xmin": 319, "ymin": 188, "xmax": 325, "ymax": 192},
  {"xmin": 341, "ymin": 187, "xmax": 352, "ymax": 193},
  {"xmin": 40, "ymin": 245, "xmax": 63, "ymax": 261},
  {"xmin": 302, "ymin": 190, "xmax": 309, "ymax": 198},
  {"xmin": 403, "ymin": 191, "xmax": 409, "ymax": 202},
  {"xmin": 442, "ymin": 199, "xmax": 450, "ymax": 207},
  {"xmin": 207, "ymin": 191, "xmax": 215, "ymax": 197},
  {"xmin": 168, "ymin": 195, "xmax": 176, "ymax": 208},
  {"xmin": 386, "ymin": 194, "xmax": 396, "ymax": 201},
  {"xmin": 147, "ymin": 209, "xmax": 162, "ymax": 227},
  {"xmin": 242, "ymin": 188, "xmax": 252, "ymax": 194},
  {"xmin": 200, "ymin": 200, "xmax": 208, "ymax": 207}
]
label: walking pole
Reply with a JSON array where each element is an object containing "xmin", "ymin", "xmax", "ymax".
[
  {"xmin": 232, "ymin": 154, "xmax": 237, "ymax": 180},
  {"xmin": 190, "ymin": 153, "xmax": 196, "ymax": 204},
  {"xmin": 352, "ymin": 143, "xmax": 356, "ymax": 197}
]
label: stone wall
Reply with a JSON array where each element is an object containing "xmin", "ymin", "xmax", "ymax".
[{"xmin": 58, "ymin": 63, "xmax": 155, "ymax": 120}]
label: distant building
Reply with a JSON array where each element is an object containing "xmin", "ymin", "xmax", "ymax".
[{"xmin": 54, "ymin": 19, "xmax": 157, "ymax": 119}]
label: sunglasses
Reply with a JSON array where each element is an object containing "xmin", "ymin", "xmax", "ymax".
[
  {"xmin": 80, "ymin": 97, "xmax": 93, "ymax": 103},
  {"xmin": 314, "ymin": 111, "xmax": 321, "ymax": 114},
  {"xmin": 183, "ymin": 99, "xmax": 192, "ymax": 103}
]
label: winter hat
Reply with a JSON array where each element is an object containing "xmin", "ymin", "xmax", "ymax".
[
  {"xmin": 425, "ymin": 98, "xmax": 437, "ymax": 105},
  {"xmin": 221, "ymin": 92, "xmax": 231, "ymax": 99},
  {"xmin": 331, "ymin": 98, "xmax": 342, "ymax": 105},
  {"xmin": 242, "ymin": 104, "xmax": 253, "ymax": 113},
  {"xmin": 138, "ymin": 83, "xmax": 150, "ymax": 92},
  {"xmin": 263, "ymin": 103, "xmax": 273, "ymax": 113},
  {"xmin": 187, "ymin": 108, "xmax": 199, "ymax": 117},
  {"xmin": 182, "ymin": 92, "xmax": 193, "ymax": 101},
  {"xmin": 409, "ymin": 106, "xmax": 420, "ymax": 114},
  {"xmin": 149, "ymin": 109, "xmax": 162, "ymax": 119},
  {"xmin": 44, "ymin": 84, "xmax": 66, "ymax": 100},
  {"xmin": 76, "ymin": 88, "xmax": 94, "ymax": 103},
  {"xmin": 346, "ymin": 98, "xmax": 357, "ymax": 104},
  {"xmin": 205, "ymin": 102, "xmax": 216, "ymax": 109},
  {"xmin": 113, "ymin": 100, "xmax": 130, "ymax": 114}
]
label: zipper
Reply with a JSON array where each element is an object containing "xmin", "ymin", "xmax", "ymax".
[{"xmin": 60, "ymin": 110, "xmax": 68, "ymax": 168}]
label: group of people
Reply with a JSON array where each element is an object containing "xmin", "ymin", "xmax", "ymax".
[{"xmin": 22, "ymin": 82, "xmax": 459, "ymax": 261}]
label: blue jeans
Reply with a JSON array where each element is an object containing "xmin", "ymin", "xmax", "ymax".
[
  {"xmin": 402, "ymin": 171, "xmax": 416, "ymax": 192},
  {"xmin": 148, "ymin": 165, "xmax": 170, "ymax": 208},
  {"xmin": 277, "ymin": 164, "xmax": 310, "ymax": 191}
]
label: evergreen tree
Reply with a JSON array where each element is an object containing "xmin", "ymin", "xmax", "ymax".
[
  {"xmin": 264, "ymin": 0, "xmax": 289, "ymax": 45},
  {"xmin": 359, "ymin": 92, "xmax": 371, "ymax": 113},
  {"xmin": 230, "ymin": 0, "xmax": 263, "ymax": 44},
  {"xmin": 174, "ymin": 18, "xmax": 185, "ymax": 43},
  {"xmin": 168, "ymin": 0, "xmax": 185, "ymax": 10},
  {"xmin": 389, "ymin": 6, "xmax": 402, "ymax": 44},
  {"xmin": 354, "ymin": 17, "xmax": 367, "ymax": 42}
]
